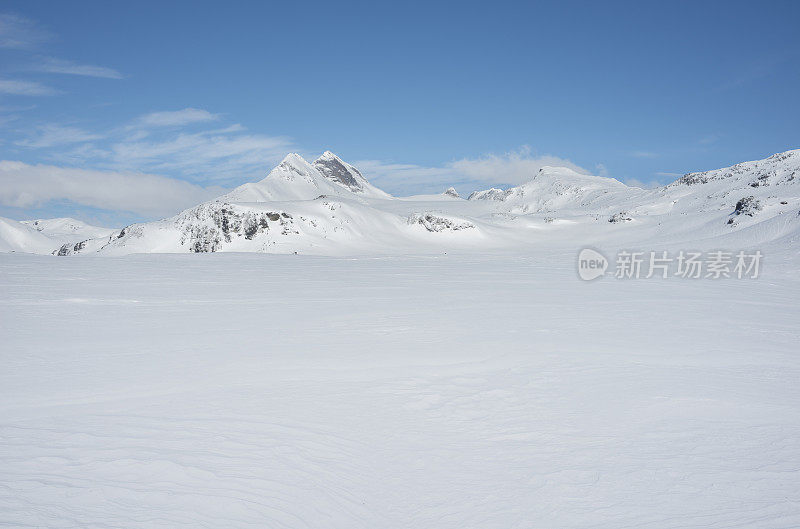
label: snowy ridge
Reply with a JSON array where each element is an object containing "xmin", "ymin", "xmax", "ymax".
[
  {"xmin": 21, "ymin": 217, "xmax": 116, "ymax": 241},
  {"xmin": 218, "ymin": 152, "xmax": 390, "ymax": 203},
  {"xmin": 0, "ymin": 217, "xmax": 56, "ymax": 253},
  {"xmin": 672, "ymin": 149, "xmax": 799, "ymax": 187},
  {"xmin": 313, "ymin": 151, "xmax": 391, "ymax": 198},
  {"xmin": 468, "ymin": 166, "xmax": 643, "ymax": 214},
  {"xmin": 3, "ymin": 149, "xmax": 800, "ymax": 256}
]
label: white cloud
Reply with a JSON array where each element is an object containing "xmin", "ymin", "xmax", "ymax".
[
  {"xmin": 0, "ymin": 78, "xmax": 58, "ymax": 96},
  {"xmin": 0, "ymin": 161, "xmax": 227, "ymax": 218},
  {"xmin": 450, "ymin": 148, "xmax": 589, "ymax": 185},
  {"xmin": 355, "ymin": 160, "xmax": 458, "ymax": 193},
  {"xmin": 136, "ymin": 108, "xmax": 219, "ymax": 128},
  {"xmin": 0, "ymin": 13, "xmax": 50, "ymax": 50},
  {"xmin": 15, "ymin": 110, "xmax": 292, "ymax": 182},
  {"xmin": 15, "ymin": 124, "xmax": 102, "ymax": 148},
  {"xmin": 99, "ymin": 130, "xmax": 292, "ymax": 181},
  {"xmin": 357, "ymin": 148, "xmax": 592, "ymax": 195},
  {"xmin": 33, "ymin": 57, "xmax": 123, "ymax": 79}
]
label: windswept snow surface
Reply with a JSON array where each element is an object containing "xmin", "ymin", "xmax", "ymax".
[{"xmin": 1, "ymin": 246, "xmax": 800, "ymax": 528}]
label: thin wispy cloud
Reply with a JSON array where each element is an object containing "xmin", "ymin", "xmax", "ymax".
[
  {"xmin": 355, "ymin": 160, "xmax": 458, "ymax": 193},
  {"xmin": 629, "ymin": 151, "xmax": 658, "ymax": 158},
  {"xmin": 0, "ymin": 161, "xmax": 226, "ymax": 218},
  {"xmin": 32, "ymin": 57, "xmax": 124, "ymax": 79},
  {"xmin": 0, "ymin": 79, "xmax": 59, "ymax": 96},
  {"xmin": 451, "ymin": 148, "xmax": 590, "ymax": 184},
  {"xmin": 0, "ymin": 13, "xmax": 50, "ymax": 49},
  {"xmin": 102, "ymin": 132, "xmax": 292, "ymax": 182},
  {"xmin": 15, "ymin": 124, "xmax": 102, "ymax": 148},
  {"xmin": 16, "ymin": 109, "xmax": 293, "ymax": 184},
  {"xmin": 357, "ymin": 148, "xmax": 595, "ymax": 196},
  {"xmin": 135, "ymin": 108, "xmax": 219, "ymax": 128},
  {"xmin": 1, "ymin": 13, "xmax": 123, "ymax": 98}
]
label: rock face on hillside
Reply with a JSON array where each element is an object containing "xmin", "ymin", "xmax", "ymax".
[
  {"xmin": 313, "ymin": 151, "xmax": 369, "ymax": 193},
  {"xmin": 218, "ymin": 152, "xmax": 390, "ymax": 203},
  {"xmin": 444, "ymin": 187, "xmax": 460, "ymax": 198},
  {"xmin": 408, "ymin": 213, "xmax": 475, "ymax": 232},
  {"xmin": 608, "ymin": 212, "xmax": 633, "ymax": 223}
]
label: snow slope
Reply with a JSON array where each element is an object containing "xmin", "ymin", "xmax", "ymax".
[
  {"xmin": 0, "ymin": 216, "xmax": 58, "ymax": 253},
  {"xmin": 1, "ymin": 249, "xmax": 798, "ymax": 528},
  {"xmin": 21, "ymin": 217, "xmax": 116, "ymax": 241}
]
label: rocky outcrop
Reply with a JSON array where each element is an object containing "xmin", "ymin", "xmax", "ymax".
[{"xmin": 408, "ymin": 213, "xmax": 475, "ymax": 232}]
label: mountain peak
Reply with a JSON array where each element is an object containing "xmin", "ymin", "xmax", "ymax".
[
  {"xmin": 279, "ymin": 152, "xmax": 311, "ymax": 169},
  {"xmin": 317, "ymin": 150, "xmax": 341, "ymax": 162},
  {"xmin": 313, "ymin": 152, "xmax": 366, "ymax": 192},
  {"xmin": 444, "ymin": 187, "xmax": 460, "ymax": 198}
]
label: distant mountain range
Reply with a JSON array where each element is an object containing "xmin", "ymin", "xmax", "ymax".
[{"xmin": 2, "ymin": 149, "xmax": 798, "ymax": 255}]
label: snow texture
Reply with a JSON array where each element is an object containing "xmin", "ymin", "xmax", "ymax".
[{"xmin": 1, "ymin": 246, "xmax": 799, "ymax": 528}]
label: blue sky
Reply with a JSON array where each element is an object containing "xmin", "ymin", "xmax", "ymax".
[{"xmin": 1, "ymin": 0, "xmax": 798, "ymax": 226}]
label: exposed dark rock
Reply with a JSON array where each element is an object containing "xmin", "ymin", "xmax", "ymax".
[
  {"xmin": 608, "ymin": 212, "xmax": 633, "ymax": 223},
  {"xmin": 313, "ymin": 155, "xmax": 364, "ymax": 192},
  {"xmin": 187, "ymin": 226, "xmax": 221, "ymax": 253},
  {"xmin": 734, "ymin": 196, "xmax": 762, "ymax": 216},
  {"xmin": 409, "ymin": 213, "xmax": 475, "ymax": 232},
  {"xmin": 728, "ymin": 196, "xmax": 763, "ymax": 225}
]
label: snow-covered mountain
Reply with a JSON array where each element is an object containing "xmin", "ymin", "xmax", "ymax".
[
  {"xmin": 0, "ymin": 217, "xmax": 56, "ymax": 254},
  {"xmin": 217, "ymin": 152, "xmax": 390, "ymax": 203},
  {"xmin": 460, "ymin": 149, "xmax": 800, "ymax": 249},
  {"xmin": 21, "ymin": 217, "xmax": 116, "ymax": 242},
  {"xmin": 3, "ymin": 149, "xmax": 798, "ymax": 256},
  {"xmin": 468, "ymin": 165, "xmax": 645, "ymax": 214},
  {"xmin": 0, "ymin": 217, "xmax": 116, "ymax": 254},
  {"xmin": 312, "ymin": 151, "xmax": 391, "ymax": 198}
]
